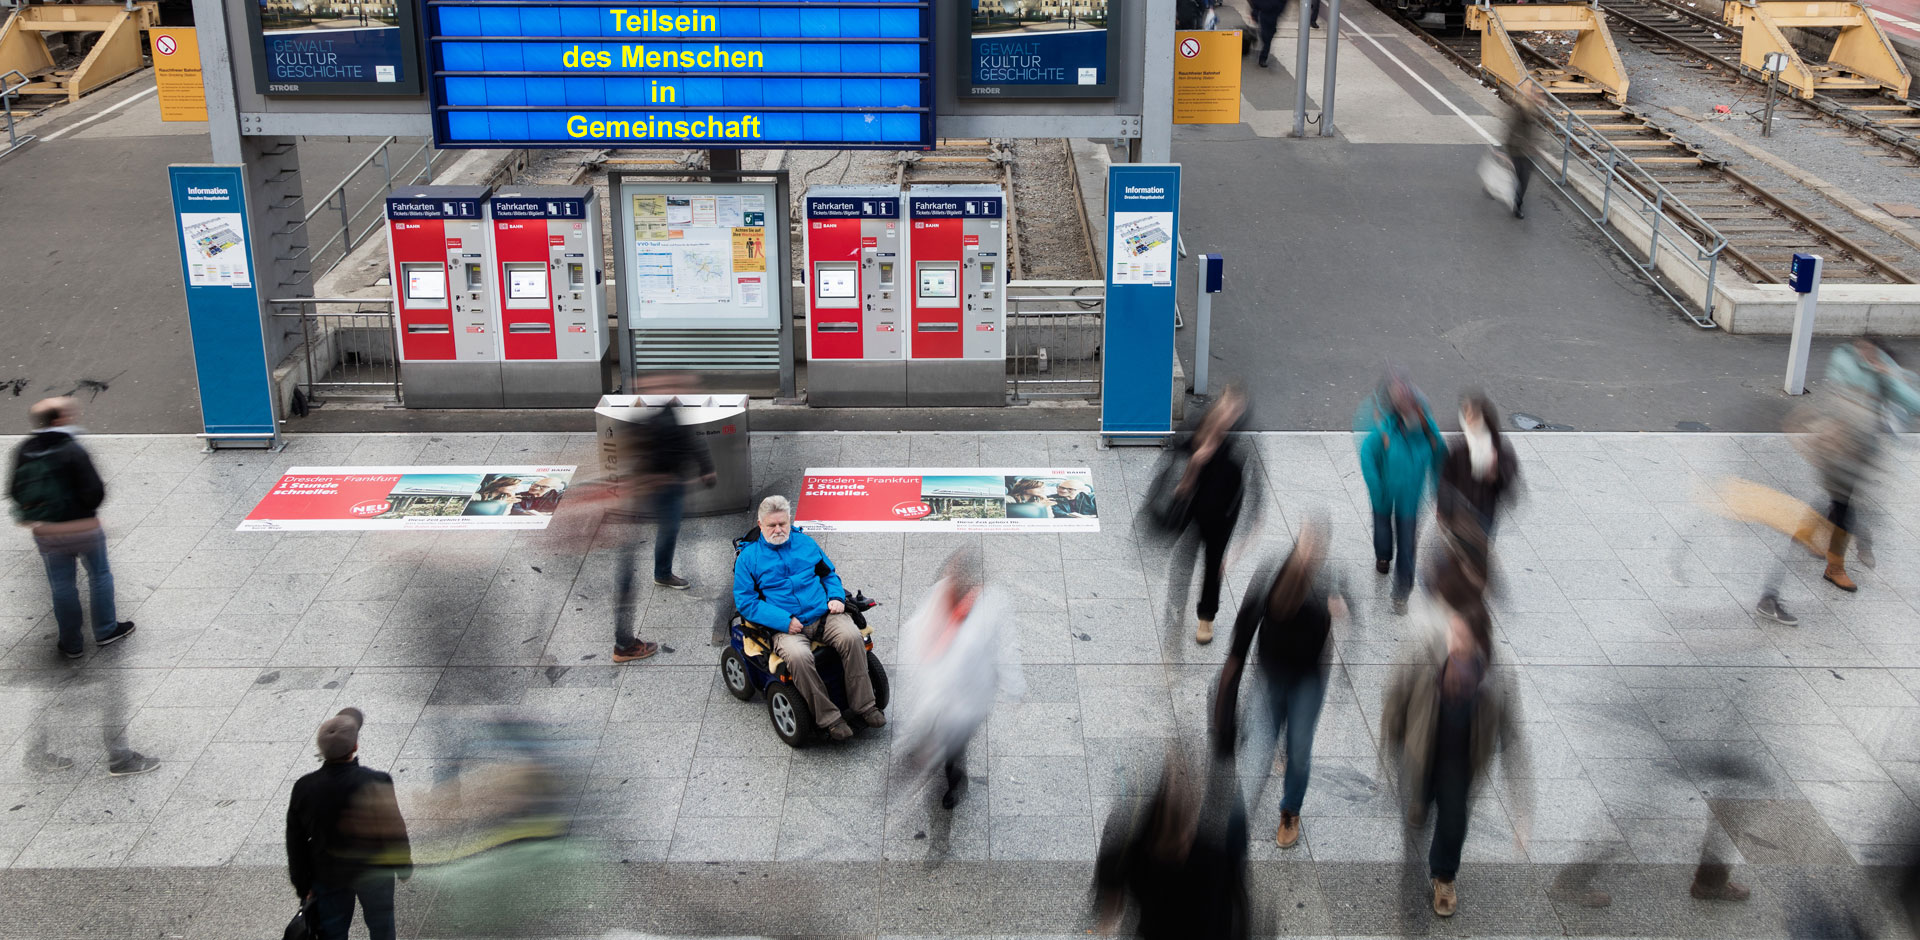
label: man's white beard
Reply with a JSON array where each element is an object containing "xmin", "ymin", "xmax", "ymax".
[{"xmin": 764, "ymin": 530, "xmax": 789, "ymax": 545}]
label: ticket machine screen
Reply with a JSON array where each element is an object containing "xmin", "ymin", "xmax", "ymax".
[
  {"xmin": 918, "ymin": 265, "xmax": 957, "ymax": 300},
  {"xmin": 505, "ymin": 264, "xmax": 549, "ymax": 308},
  {"xmin": 403, "ymin": 264, "xmax": 448, "ymax": 304},
  {"xmin": 817, "ymin": 268, "xmax": 858, "ymax": 300}
]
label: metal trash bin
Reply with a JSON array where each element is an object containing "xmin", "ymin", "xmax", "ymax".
[{"xmin": 594, "ymin": 393, "xmax": 752, "ymax": 517}]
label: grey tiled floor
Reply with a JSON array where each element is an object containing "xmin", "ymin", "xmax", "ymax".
[{"xmin": 5, "ymin": 430, "xmax": 1920, "ymax": 938}]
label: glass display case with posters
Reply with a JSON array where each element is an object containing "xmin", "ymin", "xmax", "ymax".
[{"xmin": 957, "ymin": 0, "xmax": 1119, "ymax": 98}]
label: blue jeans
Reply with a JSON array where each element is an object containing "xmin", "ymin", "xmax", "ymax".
[
  {"xmin": 651, "ymin": 481, "xmax": 686, "ymax": 579},
  {"xmin": 311, "ymin": 873, "xmax": 396, "ymax": 940},
  {"xmin": 1372, "ymin": 511, "xmax": 1418, "ymax": 601},
  {"xmin": 34, "ymin": 527, "xmax": 116, "ymax": 654},
  {"xmin": 1267, "ymin": 670, "xmax": 1326, "ymax": 814}
]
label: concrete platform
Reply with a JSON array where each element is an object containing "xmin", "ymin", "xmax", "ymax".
[{"xmin": 3, "ymin": 429, "xmax": 1920, "ymax": 937}]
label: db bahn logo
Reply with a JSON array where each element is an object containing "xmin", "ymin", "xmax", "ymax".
[
  {"xmin": 891, "ymin": 501, "xmax": 931, "ymax": 519},
  {"xmin": 350, "ymin": 500, "xmax": 391, "ymax": 517}
]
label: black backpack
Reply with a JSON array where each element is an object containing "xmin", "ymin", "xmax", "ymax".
[
  {"xmin": 1176, "ymin": 0, "xmax": 1206, "ymax": 28},
  {"xmin": 9, "ymin": 452, "xmax": 77, "ymax": 524}
]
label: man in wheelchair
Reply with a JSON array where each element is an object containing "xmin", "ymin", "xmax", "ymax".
[{"xmin": 732, "ymin": 495, "xmax": 884, "ymax": 741}]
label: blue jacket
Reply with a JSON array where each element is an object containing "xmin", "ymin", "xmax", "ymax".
[
  {"xmin": 1360, "ymin": 410, "xmax": 1447, "ymax": 516},
  {"xmin": 733, "ymin": 529, "xmax": 844, "ymax": 629}
]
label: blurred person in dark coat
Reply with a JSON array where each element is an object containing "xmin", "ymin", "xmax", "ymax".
[
  {"xmin": 1380, "ymin": 560, "xmax": 1529, "ymax": 918},
  {"xmin": 286, "ymin": 708, "xmax": 412, "ymax": 940},
  {"xmin": 1094, "ymin": 751, "xmax": 1248, "ymax": 940},
  {"xmin": 1436, "ymin": 393, "xmax": 1519, "ymax": 580},
  {"xmin": 1213, "ymin": 521, "xmax": 1346, "ymax": 850},
  {"xmin": 612, "ymin": 373, "xmax": 716, "ymax": 663},
  {"xmin": 1506, "ymin": 84, "xmax": 1548, "ymax": 219},
  {"xmin": 1161, "ymin": 386, "xmax": 1251, "ymax": 645}
]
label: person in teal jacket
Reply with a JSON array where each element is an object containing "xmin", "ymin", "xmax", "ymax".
[
  {"xmin": 732, "ymin": 494, "xmax": 881, "ymax": 741},
  {"xmin": 1358, "ymin": 375, "xmax": 1448, "ymax": 612}
]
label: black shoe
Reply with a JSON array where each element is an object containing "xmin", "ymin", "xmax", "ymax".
[
  {"xmin": 1311, "ymin": 19, "xmax": 1323, "ymax": 27},
  {"xmin": 942, "ymin": 783, "xmax": 964, "ymax": 810},
  {"xmin": 1258, "ymin": 52, "xmax": 1271, "ymax": 68},
  {"xmin": 108, "ymin": 753, "xmax": 160, "ymax": 777},
  {"xmin": 97, "ymin": 622, "xmax": 136, "ymax": 646},
  {"xmin": 1755, "ymin": 595, "xmax": 1799, "ymax": 627},
  {"xmin": 653, "ymin": 575, "xmax": 690, "ymax": 590},
  {"xmin": 1513, "ymin": 205, "xmax": 1525, "ymax": 220},
  {"xmin": 58, "ymin": 646, "xmax": 83, "ymax": 660}
]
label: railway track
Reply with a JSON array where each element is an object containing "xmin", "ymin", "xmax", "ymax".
[
  {"xmin": 895, "ymin": 138, "xmax": 1099, "ymax": 280},
  {"xmin": 1402, "ymin": 15, "xmax": 1916, "ymax": 284},
  {"xmin": 1598, "ymin": 0, "xmax": 1920, "ymax": 161}
]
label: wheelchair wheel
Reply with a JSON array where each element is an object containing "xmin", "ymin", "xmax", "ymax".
[
  {"xmin": 766, "ymin": 682, "xmax": 813, "ymax": 748},
  {"xmin": 867, "ymin": 652, "xmax": 890, "ymax": 712},
  {"xmin": 720, "ymin": 647, "xmax": 754, "ymax": 702}
]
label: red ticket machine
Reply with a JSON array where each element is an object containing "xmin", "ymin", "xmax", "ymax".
[
  {"xmin": 906, "ymin": 184, "xmax": 1007, "ymax": 406},
  {"xmin": 385, "ymin": 185, "xmax": 500, "ymax": 408},
  {"xmin": 488, "ymin": 185, "xmax": 608, "ymax": 407},
  {"xmin": 804, "ymin": 185, "xmax": 905, "ymax": 407}
]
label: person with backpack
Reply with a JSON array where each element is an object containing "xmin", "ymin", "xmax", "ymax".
[
  {"xmin": 1358, "ymin": 374, "xmax": 1448, "ymax": 614},
  {"xmin": 8, "ymin": 397, "xmax": 134, "ymax": 658}
]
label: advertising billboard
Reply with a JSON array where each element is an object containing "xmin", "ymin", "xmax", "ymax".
[
  {"xmin": 957, "ymin": 0, "xmax": 1118, "ymax": 99},
  {"xmin": 244, "ymin": 0, "xmax": 425, "ymax": 95}
]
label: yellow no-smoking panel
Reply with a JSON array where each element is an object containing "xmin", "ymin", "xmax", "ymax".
[
  {"xmin": 149, "ymin": 27, "xmax": 207, "ymax": 122},
  {"xmin": 1174, "ymin": 30, "xmax": 1243, "ymax": 125}
]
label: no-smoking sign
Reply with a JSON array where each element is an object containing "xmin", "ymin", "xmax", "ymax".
[
  {"xmin": 155, "ymin": 34, "xmax": 177, "ymax": 56},
  {"xmin": 1179, "ymin": 37, "xmax": 1201, "ymax": 58}
]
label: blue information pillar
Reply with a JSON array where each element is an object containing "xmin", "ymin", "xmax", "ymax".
[
  {"xmin": 168, "ymin": 165, "xmax": 278, "ymax": 447},
  {"xmin": 1100, "ymin": 163, "xmax": 1182, "ymax": 444}
]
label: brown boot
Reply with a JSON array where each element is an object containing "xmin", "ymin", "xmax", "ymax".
[
  {"xmin": 1275, "ymin": 811, "xmax": 1301, "ymax": 849},
  {"xmin": 1824, "ymin": 531, "xmax": 1858, "ymax": 593},
  {"xmin": 1195, "ymin": 619, "xmax": 1214, "ymax": 644},
  {"xmin": 1432, "ymin": 878, "xmax": 1457, "ymax": 917}
]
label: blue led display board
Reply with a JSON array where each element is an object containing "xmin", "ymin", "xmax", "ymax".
[{"xmin": 425, "ymin": 1, "xmax": 936, "ymax": 149}]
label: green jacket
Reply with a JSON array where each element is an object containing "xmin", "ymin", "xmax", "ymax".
[{"xmin": 1359, "ymin": 406, "xmax": 1447, "ymax": 516}]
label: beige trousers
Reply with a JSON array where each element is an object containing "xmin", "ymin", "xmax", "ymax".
[{"xmin": 771, "ymin": 613, "xmax": 875, "ymax": 729}]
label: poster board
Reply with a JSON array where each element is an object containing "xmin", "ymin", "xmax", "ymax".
[
  {"xmin": 797, "ymin": 468, "xmax": 1100, "ymax": 532},
  {"xmin": 149, "ymin": 28, "xmax": 207, "ymax": 122},
  {"xmin": 615, "ymin": 180, "xmax": 785, "ymax": 332},
  {"xmin": 956, "ymin": 2, "xmax": 1120, "ymax": 98},
  {"xmin": 238, "ymin": 466, "xmax": 577, "ymax": 531},
  {"xmin": 242, "ymin": 0, "xmax": 423, "ymax": 95}
]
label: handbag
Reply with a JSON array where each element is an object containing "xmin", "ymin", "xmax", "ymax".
[
  {"xmin": 284, "ymin": 899, "xmax": 317, "ymax": 940},
  {"xmin": 1478, "ymin": 148, "xmax": 1517, "ymax": 210},
  {"xmin": 1146, "ymin": 456, "xmax": 1194, "ymax": 533}
]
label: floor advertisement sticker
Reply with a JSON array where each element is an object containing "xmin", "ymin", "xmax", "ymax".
[
  {"xmin": 797, "ymin": 468, "xmax": 1099, "ymax": 532},
  {"xmin": 239, "ymin": 466, "xmax": 576, "ymax": 530}
]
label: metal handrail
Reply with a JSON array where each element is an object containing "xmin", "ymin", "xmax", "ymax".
[
  {"xmin": 1007, "ymin": 281, "xmax": 1104, "ymax": 403},
  {"xmin": 269, "ymin": 297, "xmax": 401, "ymax": 405},
  {"xmin": 1518, "ymin": 75, "xmax": 1727, "ymax": 328},
  {"xmin": 293, "ymin": 137, "xmax": 439, "ymax": 279},
  {"xmin": 0, "ymin": 69, "xmax": 36, "ymax": 161}
]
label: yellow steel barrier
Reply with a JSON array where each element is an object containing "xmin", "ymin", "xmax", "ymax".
[
  {"xmin": 0, "ymin": 2, "xmax": 157, "ymax": 104},
  {"xmin": 1467, "ymin": 2, "xmax": 1630, "ymax": 104},
  {"xmin": 1721, "ymin": 0, "xmax": 1910, "ymax": 99}
]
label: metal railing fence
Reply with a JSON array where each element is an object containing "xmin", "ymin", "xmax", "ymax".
[
  {"xmin": 270, "ymin": 298, "xmax": 401, "ymax": 405},
  {"xmin": 297, "ymin": 137, "xmax": 439, "ymax": 279},
  {"xmin": 1005, "ymin": 280, "xmax": 1104, "ymax": 402},
  {"xmin": 0, "ymin": 69, "xmax": 35, "ymax": 161},
  {"xmin": 1522, "ymin": 76, "xmax": 1727, "ymax": 329}
]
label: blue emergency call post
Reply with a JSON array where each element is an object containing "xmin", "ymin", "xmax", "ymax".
[
  {"xmin": 168, "ymin": 165, "xmax": 279, "ymax": 448},
  {"xmin": 423, "ymin": 2, "xmax": 937, "ymax": 149},
  {"xmin": 1101, "ymin": 163, "xmax": 1182, "ymax": 445},
  {"xmin": 1786, "ymin": 252, "xmax": 1823, "ymax": 396},
  {"xmin": 1195, "ymin": 254, "xmax": 1224, "ymax": 399}
]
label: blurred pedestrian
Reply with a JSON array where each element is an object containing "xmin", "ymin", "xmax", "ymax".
[
  {"xmin": 1160, "ymin": 385, "xmax": 1250, "ymax": 645},
  {"xmin": 8, "ymin": 396, "xmax": 134, "ymax": 659},
  {"xmin": 1379, "ymin": 562, "xmax": 1529, "ymax": 918},
  {"xmin": 1094, "ymin": 751, "xmax": 1248, "ymax": 940},
  {"xmin": 287, "ymin": 708, "xmax": 413, "ymax": 940},
  {"xmin": 1506, "ymin": 84, "xmax": 1548, "ymax": 219},
  {"xmin": 1757, "ymin": 341, "xmax": 1920, "ymax": 623},
  {"xmin": 1247, "ymin": 0, "xmax": 1285, "ymax": 65},
  {"xmin": 25, "ymin": 656, "xmax": 158, "ymax": 776},
  {"xmin": 1213, "ymin": 521, "xmax": 1346, "ymax": 849},
  {"xmin": 612, "ymin": 373, "xmax": 716, "ymax": 663},
  {"xmin": 1436, "ymin": 393, "xmax": 1519, "ymax": 579},
  {"xmin": 900, "ymin": 548, "xmax": 1023, "ymax": 809},
  {"xmin": 1358, "ymin": 373, "xmax": 1447, "ymax": 614}
]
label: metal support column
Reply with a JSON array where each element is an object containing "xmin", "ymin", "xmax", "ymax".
[
  {"xmin": 1293, "ymin": 0, "xmax": 1313, "ymax": 137},
  {"xmin": 1142, "ymin": 0, "xmax": 1177, "ymax": 162},
  {"xmin": 1319, "ymin": 0, "xmax": 1343, "ymax": 136}
]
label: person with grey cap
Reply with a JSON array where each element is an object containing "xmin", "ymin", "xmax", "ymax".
[{"xmin": 286, "ymin": 708, "xmax": 412, "ymax": 940}]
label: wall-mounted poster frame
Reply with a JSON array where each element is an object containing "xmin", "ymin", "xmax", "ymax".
[
  {"xmin": 243, "ymin": 0, "xmax": 424, "ymax": 96},
  {"xmin": 955, "ymin": 0, "xmax": 1119, "ymax": 99}
]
